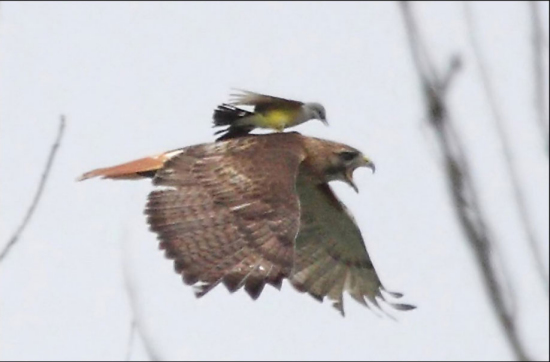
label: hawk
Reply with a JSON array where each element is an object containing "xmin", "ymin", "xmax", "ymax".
[
  {"xmin": 213, "ymin": 89, "xmax": 328, "ymax": 141},
  {"xmin": 79, "ymin": 132, "xmax": 414, "ymax": 315}
]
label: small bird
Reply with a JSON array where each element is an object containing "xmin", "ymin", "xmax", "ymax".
[
  {"xmin": 78, "ymin": 132, "xmax": 414, "ymax": 316},
  {"xmin": 213, "ymin": 89, "xmax": 328, "ymax": 141}
]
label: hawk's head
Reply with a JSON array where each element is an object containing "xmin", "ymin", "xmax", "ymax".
[
  {"xmin": 326, "ymin": 146, "xmax": 375, "ymax": 193},
  {"xmin": 303, "ymin": 137, "xmax": 375, "ymax": 193}
]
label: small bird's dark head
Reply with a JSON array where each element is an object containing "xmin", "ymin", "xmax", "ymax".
[{"xmin": 304, "ymin": 102, "xmax": 328, "ymax": 126}]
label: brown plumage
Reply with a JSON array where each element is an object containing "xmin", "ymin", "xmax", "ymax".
[{"xmin": 79, "ymin": 132, "xmax": 414, "ymax": 315}]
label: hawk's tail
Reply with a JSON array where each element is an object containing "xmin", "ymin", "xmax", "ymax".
[
  {"xmin": 77, "ymin": 149, "xmax": 183, "ymax": 181},
  {"xmin": 212, "ymin": 104, "xmax": 255, "ymax": 127}
]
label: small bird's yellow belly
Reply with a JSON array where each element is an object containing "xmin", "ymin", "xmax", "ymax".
[{"xmin": 258, "ymin": 109, "xmax": 299, "ymax": 131}]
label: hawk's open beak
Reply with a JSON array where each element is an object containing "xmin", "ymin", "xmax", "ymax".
[
  {"xmin": 345, "ymin": 169, "xmax": 359, "ymax": 193},
  {"xmin": 344, "ymin": 157, "xmax": 376, "ymax": 193},
  {"xmin": 363, "ymin": 156, "xmax": 376, "ymax": 174}
]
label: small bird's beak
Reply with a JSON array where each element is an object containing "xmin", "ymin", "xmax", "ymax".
[{"xmin": 320, "ymin": 118, "xmax": 329, "ymax": 126}]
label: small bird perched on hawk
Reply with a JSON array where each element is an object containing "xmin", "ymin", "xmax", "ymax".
[
  {"xmin": 213, "ymin": 89, "xmax": 328, "ymax": 141},
  {"xmin": 79, "ymin": 132, "xmax": 414, "ymax": 315}
]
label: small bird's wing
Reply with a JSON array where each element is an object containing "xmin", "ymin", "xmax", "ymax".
[
  {"xmin": 229, "ymin": 89, "xmax": 303, "ymax": 112},
  {"xmin": 290, "ymin": 179, "xmax": 415, "ymax": 316},
  {"xmin": 146, "ymin": 133, "xmax": 307, "ymax": 299}
]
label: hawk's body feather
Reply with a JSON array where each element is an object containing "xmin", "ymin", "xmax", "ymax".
[{"xmin": 147, "ymin": 134, "xmax": 306, "ymax": 299}]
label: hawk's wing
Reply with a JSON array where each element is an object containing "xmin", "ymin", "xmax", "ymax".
[
  {"xmin": 229, "ymin": 89, "xmax": 303, "ymax": 112},
  {"xmin": 290, "ymin": 178, "xmax": 415, "ymax": 316},
  {"xmin": 146, "ymin": 134, "xmax": 306, "ymax": 299}
]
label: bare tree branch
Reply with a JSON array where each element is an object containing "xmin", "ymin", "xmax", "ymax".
[
  {"xmin": 122, "ymin": 245, "xmax": 164, "ymax": 361},
  {"xmin": 528, "ymin": 1, "xmax": 550, "ymax": 154},
  {"xmin": 125, "ymin": 318, "xmax": 137, "ymax": 361},
  {"xmin": 399, "ymin": 2, "xmax": 532, "ymax": 360},
  {"xmin": 464, "ymin": 3, "xmax": 549, "ymax": 293},
  {"xmin": 0, "ymin": 115, "xmax": 66, "ymax": 263}
]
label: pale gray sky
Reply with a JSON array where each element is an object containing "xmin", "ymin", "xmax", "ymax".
[{"xmin": 0, "ymin": 2, "xmax": 548, "ymax": 361}]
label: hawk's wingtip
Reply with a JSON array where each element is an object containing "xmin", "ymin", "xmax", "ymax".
[{"xmin": 391, "ymin": 303, "xmax": 417, "ymax": 311}]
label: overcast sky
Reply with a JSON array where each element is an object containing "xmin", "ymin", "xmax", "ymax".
[{"xmin": 0, "ymin": 2, "xmax": 548, "ymax": 361}]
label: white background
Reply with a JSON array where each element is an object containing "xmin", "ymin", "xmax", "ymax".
[{"xmin": 1, "ymin": 2, "xmax": 548, "ymax": 360}]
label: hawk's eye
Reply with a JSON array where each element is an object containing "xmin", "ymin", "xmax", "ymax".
[{"xmin": 339, "ymin": 151, "xmax": 358, "ymax": 162}]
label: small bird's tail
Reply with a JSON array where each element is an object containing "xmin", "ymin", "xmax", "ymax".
[
  {"xmin": 213, "ymin": 104, "xmax": 257, "ymax": 141},
  {"xmin": 212, "ymin": 104, "xmax": 255, "ymax": 127}
]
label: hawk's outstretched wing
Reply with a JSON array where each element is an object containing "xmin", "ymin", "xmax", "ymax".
[
  {"xmin": 145, "ymin": 134, "xmax": 306, "ymax": 299},
  {"xmin": 291, "ymin": 178, "xmax": 416, "ymax": 316}
]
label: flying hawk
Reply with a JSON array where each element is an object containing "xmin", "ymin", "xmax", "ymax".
[
  {"xmin": 213, "ymin": 90, "xmax": 328, "ymax": 141},
  {"xmin": 79, "ymin": 132, "xmax": 414, "ymax": 315}
]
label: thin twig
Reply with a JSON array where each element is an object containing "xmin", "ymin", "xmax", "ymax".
[
  {"xmin": 529, "ymin": 1, "xmax": 550, "ymax": 154},
  {"xmin": 122, "ymin": 243, "xmax": 164, "ymax": 361},
  {"xmin": 465, "ymin": 3, "xmax": 549, "ymax": 294},
  {"xmin": 0, "ymin": 116, "xmax": 66, "ymax": 263},
  {"xmin": 125, "ymin": 318, "xmax": 137, "ymax": 361},
  {"xmin": 400, "ymin": 2, "xmax": 532, "ymax": 360}
]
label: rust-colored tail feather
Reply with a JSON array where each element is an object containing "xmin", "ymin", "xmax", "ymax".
[{"xmin": 77, "ymin": 150, "xmax": 182, "ymax": 181}]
